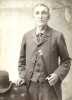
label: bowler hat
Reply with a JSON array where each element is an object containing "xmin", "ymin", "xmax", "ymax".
[{"xmin": 0, "ymin": 70, "xmax": 12, "ymax": 94}]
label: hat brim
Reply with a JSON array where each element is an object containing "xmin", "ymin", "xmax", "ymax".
[{"xmin": 0, "ymin": 81, "xmax": 12, "ymax": 94}]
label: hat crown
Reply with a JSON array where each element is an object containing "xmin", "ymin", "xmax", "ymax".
[{"xmin": 0, "ymin": 71, "xmax": 9, "ymax": 89}]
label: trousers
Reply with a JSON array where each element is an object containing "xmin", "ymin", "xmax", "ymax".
[{"xmin": 28, "ymin": 81, "xmax": 58, "ymax": 100}]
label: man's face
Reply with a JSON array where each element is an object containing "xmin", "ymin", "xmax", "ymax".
[{"xmin": 33, "ymin": 5, "xmax": 49, "ymax": 27}]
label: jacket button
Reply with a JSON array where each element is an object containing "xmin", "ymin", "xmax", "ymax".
[
  {"xmin": 36, "ymin": 69, "xmax": 40, "ymax": 72},
  {"xmin": 37, "ymin": 63, "xmax": 40, "ymax": 66}
]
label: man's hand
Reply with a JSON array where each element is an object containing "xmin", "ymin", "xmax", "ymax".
[
  {"xmin": 16, "ymin": 78, "xmax": 25, "ymax": 86},
  {"xmin": 45, "ymin": 73, "xmax": 58, "ymax": 86}
]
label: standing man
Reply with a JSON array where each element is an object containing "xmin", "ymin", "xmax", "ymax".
[{"xmin": 18, "ymin": 3, "xmax": 71, "ymax": 100}]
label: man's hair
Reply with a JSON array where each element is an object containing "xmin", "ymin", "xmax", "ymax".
[{"xmin": 33, "ymin": 3, "xmax": 50, "ymax": 13}]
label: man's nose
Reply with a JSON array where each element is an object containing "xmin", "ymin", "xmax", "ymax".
[{"xmin": 38, "ymin": 13, "xmax": 42, "ymax": 18}]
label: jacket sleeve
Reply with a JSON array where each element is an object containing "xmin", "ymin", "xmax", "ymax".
[
  {"xmin": 54, "ymin": 33, "xmax": 71, "ymax": 81},
  {"xmin": 18, "ymin": 34, "xmax": 26, "ymax": 79}
]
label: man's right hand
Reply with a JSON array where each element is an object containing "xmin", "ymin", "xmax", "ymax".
[{"xmin": 16, "ymin": 78, "xmax": 25, "ymax": 86}]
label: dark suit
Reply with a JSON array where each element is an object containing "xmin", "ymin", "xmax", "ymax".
[{"xmin": 18, "ymin": 26, "xmax": 71, "ymax": 100}]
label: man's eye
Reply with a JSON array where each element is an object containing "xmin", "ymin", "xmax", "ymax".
[
  {"xmin": 36, "ymin": 11, "xmax": 39, "ymax": 15},
  {"xmin": 42, "ymin": 11, "xmax": 47, "ymax": 14}
]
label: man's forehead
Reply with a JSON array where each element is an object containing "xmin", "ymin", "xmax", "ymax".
[{"xmin": 34, "ymin": 5, "xmax": 48, "ymax": 12}]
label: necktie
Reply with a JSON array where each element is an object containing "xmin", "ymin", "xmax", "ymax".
[{"xmin": 36, "ymin": 33, "xmax": 43, "ymax": 43}]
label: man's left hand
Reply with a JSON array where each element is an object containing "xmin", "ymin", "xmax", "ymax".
[{"xmin": 45, "ymin": 73, "xmax": 58, "ymax": 86}]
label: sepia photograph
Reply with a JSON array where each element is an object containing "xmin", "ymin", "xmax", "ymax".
[{"xmin": 0, "ymin": 0, "xmax": 72, "ymax": 100}]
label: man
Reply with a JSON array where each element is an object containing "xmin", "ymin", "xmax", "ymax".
[
  {"xmin": 0, "ymin": 70, "xmax": 28, "ymax": 100},
  {"xmin": 18, "ymin": 3, "xmax": 71, "ymax": 100}
]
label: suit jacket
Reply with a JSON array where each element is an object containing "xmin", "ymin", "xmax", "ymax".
[{"xmin": 18, "ymin": 26, "xmax": 71, "ymax": 100}]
